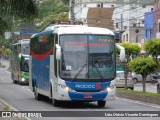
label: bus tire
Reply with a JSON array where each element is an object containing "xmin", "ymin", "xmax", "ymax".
[
  {"xmin": 19, "ymin": 81, "xmax": 22, "ymax": 85},
  {"xmin": 97, "ymin": 101, "xmax": 106, "ymax": 107},
  {"xmin": 34, "ymin": 87, "xmax": 42, "ymax": 101},
  {"xmin": 52, "ymin": 99, "xmax": 60, "ymax": 107},
  {"xmin": 13, "ymin": 79, "xmax": 16, "ymax": 84}
]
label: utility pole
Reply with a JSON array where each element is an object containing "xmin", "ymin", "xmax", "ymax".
[
  {"xmin": 70, "ymin": 0, "xmax": 75, "ymax": 24},
  {"xmin": 12, "ymin": 15, "xmax": 15, "ymax": 43},
  {"xmin": 120, "ymin": 14, "xmax": 123, "ymax": 43},
  {"xmin": 120, "ymin": 14, "xmax": 123, "ymax": 31}
]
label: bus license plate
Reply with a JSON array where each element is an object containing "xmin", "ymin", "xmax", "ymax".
[{"xmin": 84, "ymin": 95, "xmax": 92, "ymax": 99}]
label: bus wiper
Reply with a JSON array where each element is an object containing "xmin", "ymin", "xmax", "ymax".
[
  {"xmin": 72, "ymin": 64, "xmax": 86, "ymax": 82},
  {"xmin": 92, "ymin": 63, "xmax": 105, "ymax": 82}
]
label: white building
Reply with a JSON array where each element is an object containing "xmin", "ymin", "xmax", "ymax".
[{"xmin": 74, "ymin": 0, "xmax": 154, "ymax": 43}]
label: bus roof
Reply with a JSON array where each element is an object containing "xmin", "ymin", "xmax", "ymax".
[
  {"xmin": 18, "ymin": 39, "xmax": 30, "ymax": 43},
  {"xmin": 12, "ymin": 39, "xmax": 30, "ymax": 45},
  {"xmin": 31, "ymin": 25, "xmax": 114, "ymax": 38}
]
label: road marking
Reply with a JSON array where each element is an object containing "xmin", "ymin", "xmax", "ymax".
[
  {"xmin": 117, "ymin": 97, "xmax": 160, "ymax": 109},
  {"xmin": 5, "ymin": 71, "xmax": 11, "ymax": 74},
  {"xmin": 0, "ymin": 98, "xmax": 31, "ymax": 120}
]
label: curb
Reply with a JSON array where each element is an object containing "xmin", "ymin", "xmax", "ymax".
[
  {"xmin": 116, "ymin": 97, "xmax": 160, "ymax": 109},
  {"xmin": 116, "ymin": 91, "xmax": 160, "ymax": 105}
]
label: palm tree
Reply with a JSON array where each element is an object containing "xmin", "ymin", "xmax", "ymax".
[{"xmin": 0, "ymin": 0, "xmax": 38, "ymax": 35}]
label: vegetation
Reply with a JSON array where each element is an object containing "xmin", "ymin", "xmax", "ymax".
[
  {"xmin": 144, "ymin": 38, "xmax": 160, "ymax": 67},
  {"xmin": 117, "ymin": 43, "xmax": 141, "ymax": 89},
  {"xmin": 117, "ymin": 88, "xmax": 160, "ymax": 97},
  {"xmin": 36, "ymin": 0, "xmax": 69, "ymax": 30},
  {"xmin": 2, "ymin": 106, "xmax": 10, "ymax": 111},
  {"xmin": 0, "ymin": 0, "xmax": 38, "ymax": 35},
  {"xmin": 129, "ymin": 57, "xmax": 157, "ymax": 92}
]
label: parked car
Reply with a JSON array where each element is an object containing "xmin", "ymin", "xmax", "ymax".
[
  {"xmin": 115, "ymin": 71, "xmax": 134, "ymax": 90},
  {"xmin": 151, "ymin": 73, "xmax": 160, "ymax": 84},
  {"xmin": 132, "ymin": 73, "xmax": 153, "ymax": 83}
]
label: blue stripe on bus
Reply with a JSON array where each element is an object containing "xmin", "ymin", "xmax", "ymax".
[
  {"xmin": 65, "ymin": 81, "xmax": 111, "ymax": 91},
  {"xmin": 68, "ymin": 91, "xmax": 107, "ymax": 101},
  {"xmin": 31, "ymin": 30, "xmax": 54, "ymax": 38},
  {"xmin": 65, "ymin": 81, "xmax": 110, "ymax": 100}
]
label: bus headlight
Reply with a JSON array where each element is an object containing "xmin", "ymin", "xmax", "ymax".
[
  {"xmin": 21, "ymin": 78, "xmax": 25, "ymax": 82},
  {"xmin": 65, "ymin": 86, "xmax": 72, "ymax": 91},
  {"xmin": 58, "ymin": 84, "xmax": 74, "ymax": 92},
  {"xmin": 105, "ymin": 85, "xmax": 116, "ymax": 92}
]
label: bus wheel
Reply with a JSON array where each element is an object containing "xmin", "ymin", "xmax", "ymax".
[
  {"xmin": 34, "ymin": 87, "xmax": 42, "ymax": 101},
  {"xmin": 97, "ymin": 101, "xmax": 106, "ymax": 107},
  {"xmin": 52, "ymin": 99, "xmax": 60, "ymax": 107},
  {"xmin": 13, "ymin": 79, "xmax": 16, "ymax": 84}
]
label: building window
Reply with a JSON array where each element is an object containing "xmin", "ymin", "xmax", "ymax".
[
  {"xmin": 142, "ymin": 4, "xmax": 146, "ymax": 8},
  {"xmin": 116, "ymin": 23, "xmax": 119, "ymax": 29},
  {"xmin": 123, "ymin": 35, "xmax": 125, "ymax": 42},
  {"xmin": 101, "ymin": 3, "xmax": 103, "ymax": 8},
  {"xmin": 97, "ymin": 3, "xmax": 103, "ymax": 8},
  {"xmin": 97, "ymin": 4, "xmax": 101, "ymax": 8},
  {"xmin": 146, "ymin": 30, "xmax": 150, "ymax": 39},
  {"xmin": 111, "ymin": 5, "xmax": 114, "ymax": 7},
  {"xmin": 126, "ymin": 34, "xmax": 128, "ymax": 42},
  {"xmin": 145, "ymin": 30, "xmax": 147, "ymax": 39},
  {"xmin": 96, "ymin": 19, "xmax": 100, "ymax": 23},
  {"xmin": 150, "ymin": 29, "xmax": 153, "ymax": 39}
]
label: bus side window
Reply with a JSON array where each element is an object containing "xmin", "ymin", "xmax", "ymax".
[
  {"xmin": 46, "ymin": 34, "xmax": 54, "ymax": 53},
  {"xmin": 55, "ymin": 34, "xmax": 58, "ymax": 44},
  {"xmin": 54, "ymin": 34, "xmax": 58, "ymax": 77}
]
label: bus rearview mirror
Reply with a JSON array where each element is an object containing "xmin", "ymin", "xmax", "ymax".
[
  {"xmin": 56, "ymin": 44, "xmax": 61, "ymax": 60},
  {"xmin": 18, "ymin": 53, "xmax": 22, "ymax": 63}
]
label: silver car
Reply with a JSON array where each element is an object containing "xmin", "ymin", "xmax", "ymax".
[
  {"xmin": 115, "ymin": 71, "xmax": 134, "ymax": 90},
  {"xmin": 132, "ymin": 73, "xmax": 153, "ymax": 83}
]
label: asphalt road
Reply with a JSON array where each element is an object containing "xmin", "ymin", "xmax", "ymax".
[{"xmin": 0, "ymin": 60, "xmax": 160, "ymax": 120}]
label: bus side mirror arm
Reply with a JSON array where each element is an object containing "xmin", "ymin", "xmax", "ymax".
[
  {"xmin": 55, "ymin": 44, "xmax": 61, "ymax": 60},
  {"xmin": 116, "ymin": 44, "xmax": 126, "ymax": 62}
]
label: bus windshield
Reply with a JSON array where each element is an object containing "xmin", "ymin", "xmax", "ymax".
[
  {"xmin": 21, "ymin": 43, "xmax": 30, "ymax": 55},
  {"xmin": 59, "ymin": 34, "xmax": 115, "ymax": 82},
  {"xmin": 21, "ymin": 56, "xmax": 29, "ymax": 72}
]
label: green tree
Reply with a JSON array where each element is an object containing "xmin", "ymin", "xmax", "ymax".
[
  {"xmin": 144, "ymin": 39, "xmax": 160, "ymax": 65},
  {"xmin": 36, "ymin": 0, "xmax": 69, "ymax": 30},
  {"xmin": 117, "ymin": 43, "xmax": 141, "ymax": 89},
  {"xmin": 129, "ymin": 58, "xmax": 157, "ymax": 92},
  {"xmin": 0, "ymin": 0, "xmax": 38, "ymax": 35}
]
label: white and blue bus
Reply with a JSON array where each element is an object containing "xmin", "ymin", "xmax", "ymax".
[{"xmin": 29, "ymin": 25, "xmax": 124, "ymax": 107}]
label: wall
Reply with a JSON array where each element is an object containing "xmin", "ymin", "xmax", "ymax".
[
  {"xmin": 122, "ymin": 27, "xmax": 144, "ymax": 43},
  {"xmin": 154, "ymin": 0, "xmax": 160, "ymax": 38}
]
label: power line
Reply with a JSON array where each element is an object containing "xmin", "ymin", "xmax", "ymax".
[
  {"xmin": 86, "ymin": 8, "xmax": 159, "ymax": 30},
  {"xmin": 85, "ymin": 1, "xmax": 154, "ymax": 20},
  {"xmin": 115, "ymin": 9, "xmax": 160, "ymax": 24},
  {"xmin": 74, "ymin": 0, "xmax": 151, "ymax": 15}
]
